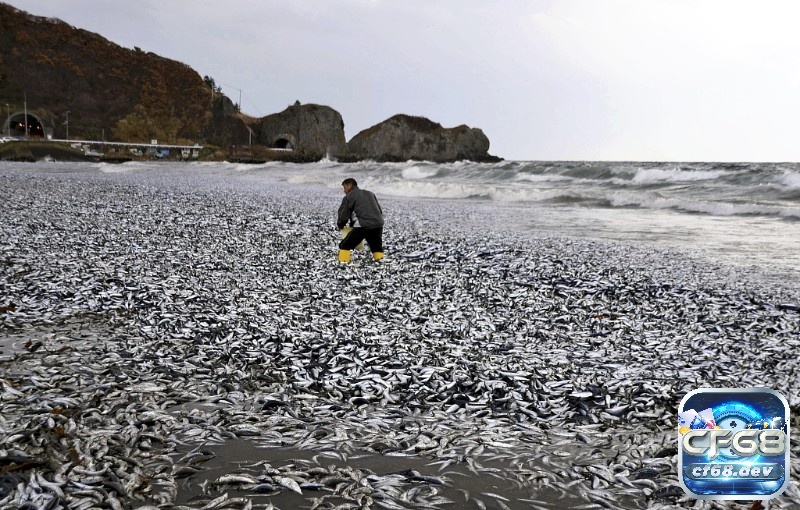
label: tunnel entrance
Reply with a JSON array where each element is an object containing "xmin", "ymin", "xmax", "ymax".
[
  {"xmin": 273, "ymin": 138, "xmax": 293, "ymax": 150},
  {"xmin": 5, "ymin": 113, "xmax": 45, "ymax": 138}
]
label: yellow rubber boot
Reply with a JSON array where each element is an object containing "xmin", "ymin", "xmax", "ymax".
[
  {"xmin": 338, "ymin": 249, "xmax": 351, "ymax": 263},
  {"xmin": 372, "ymin": 252, "xmax": 384, "ymax": 261}
]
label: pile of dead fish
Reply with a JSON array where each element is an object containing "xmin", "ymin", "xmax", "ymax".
[{"xmin": 0, "ymin": 164, "xmax": 799, "ymax": 509}]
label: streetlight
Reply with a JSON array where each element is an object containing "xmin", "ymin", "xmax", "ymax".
[{"xmin": 65, "ymin": 110, "xmax": 70, "ymax": 141}]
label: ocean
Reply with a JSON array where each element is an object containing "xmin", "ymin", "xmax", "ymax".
[{"xmin": 220, "ymin": 159, "xmax": 800, "ymax": 283}]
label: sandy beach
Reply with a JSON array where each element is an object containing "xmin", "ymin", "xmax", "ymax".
[{"xmin": 1, "ymin": 163, "xmax": 799, "ymax": 509}]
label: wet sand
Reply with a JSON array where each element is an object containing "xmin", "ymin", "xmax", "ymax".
[{"xmin": 172, "ymin": 441, "xmax": 580, "ymax": 509}]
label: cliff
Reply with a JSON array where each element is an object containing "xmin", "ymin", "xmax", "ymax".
[{"xmin": 348, "ymin": 115, "xmax": 499, "ymax": 163}]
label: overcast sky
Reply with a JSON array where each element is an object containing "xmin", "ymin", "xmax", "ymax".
[{"xmin": 8, "ymin": 0, "xmax": 800, "ymax": 162}]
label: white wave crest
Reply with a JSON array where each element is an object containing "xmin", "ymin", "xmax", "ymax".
[
  {"xmin": 631, "ymin": 168, "xmax": 725, "ymax": 184},
  {"xmin": 401, "ymin": 165, "xmax": 439, "ymax": 180},
  {"xmin": 373, "ymin": 180, "xmax": 585, "ymax": 204},
  {"xmin": 372, "ymin": 181, "xmax": 491, "ymax": 199},
  {"xmin": 98, "ymin": 162, "xmax": 135, "ymax": 173},
  {"xmin": 488, "ymin": 188, "xmax": 584, "ymax": 203},
  {"xmin": 231, "ymin": 162, "xmax": 271, "ymax": 172},
  {"xmin": 514, "ymin": 173, "xmax": 573, "ymax": 183},
  {"xmin": 609, "ymin": 191, "xmax": 800, "ymax": 218},
  {"xmin": 286, "ymin": 173, "xmax": 329, "ymax": 185},
  {"xmin": 779, "ymin": 172, "xmax": 800, "ymax": 189}
]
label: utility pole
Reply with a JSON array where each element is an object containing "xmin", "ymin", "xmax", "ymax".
[
  {"xmin": 245, "ymin": 125, "xmax": 254, "ymax": 148},
  {"xmin": 65, "ymin": 110, "xmax": 70, "ymax": 141},
  {"xmin": 219, "ymin": 82, "xmax": 243, "ymax": 112},
  {"xmin": 23, "ymin": 92, "xmax": 28, "ymax": 139},
  {"xmin": 4, "ymin": 104, "xmax": 8, "ymax": 137}
]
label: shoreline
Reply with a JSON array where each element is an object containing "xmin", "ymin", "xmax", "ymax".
[{"xmin": 1, "ymin": 166, "xmax": 799, "ymax": 509}]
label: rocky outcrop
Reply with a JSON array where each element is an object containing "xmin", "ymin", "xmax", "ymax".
[
  {"xmin": 347, "ymin": 115, "xmax": 499, "ymax": 162},
  {"xmin": 255, "ymin": 102, "xmax": 349, "ymax": 159},
  {"xmin": 203, "ymin": 96, "xmax": 251, "ymax": 148}
]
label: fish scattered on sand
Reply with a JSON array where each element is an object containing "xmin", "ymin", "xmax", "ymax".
[{"xmin": 1, "ymin": 163, "xmax": 799, "ymax": 509}]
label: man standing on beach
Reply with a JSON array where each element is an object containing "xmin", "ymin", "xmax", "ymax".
[{"xmin": 337, "ymin": 178, "xmax": 384, "ymax": 262}]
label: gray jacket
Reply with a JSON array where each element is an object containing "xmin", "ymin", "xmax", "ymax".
[{"xmin": 338, "ymin": 187, "xmax": 384, "ymax": 229}]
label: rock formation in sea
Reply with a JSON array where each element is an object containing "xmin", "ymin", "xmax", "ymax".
[
  {"xmin": 254, "ymin": 102, "xmax": 349, "ymax": 160},
  {"xmin": 347, "ymin": 114, "xmax": 500, "ymax": 163}
]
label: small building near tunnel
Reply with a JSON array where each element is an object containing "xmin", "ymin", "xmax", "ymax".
[{"xmin": 254, "ymin": 102, "xmax": 348, "ymax": 159}]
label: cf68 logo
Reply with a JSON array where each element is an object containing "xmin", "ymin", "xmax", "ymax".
[
  {"xmin": 678, "ymin": 388, "xmax": 790, "ymax": 500},
  {"xmin": 682, "ymin": 428, "xmax": 787, "ymax": 460}
]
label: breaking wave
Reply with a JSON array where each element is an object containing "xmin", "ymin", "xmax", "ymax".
[{"xmin": 84, "ymin": 159, "xmax": 800, "ymax": 220}]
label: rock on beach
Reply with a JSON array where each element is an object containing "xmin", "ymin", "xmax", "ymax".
[{"xmin": 0, "ymin": 163, "xmax": 799, "ymax": 509}]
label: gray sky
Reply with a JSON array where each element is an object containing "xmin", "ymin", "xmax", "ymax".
[{"xmin": 8, "ymin": 0, "xmax": 800, "ymax": 162}]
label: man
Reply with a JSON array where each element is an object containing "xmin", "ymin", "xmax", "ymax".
[{"xmin": 337, "ymin": 178, "xmax": 384, "ymax": 262}]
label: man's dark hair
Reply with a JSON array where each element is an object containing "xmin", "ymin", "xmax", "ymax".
[{"xmin": 342, "ymin": 178, "xmax": 357, "ymax": 187}]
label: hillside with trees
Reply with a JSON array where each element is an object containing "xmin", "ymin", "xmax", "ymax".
[{"xmin": 0, "ymin": 3, "xmax": 230, "ymax": 146}]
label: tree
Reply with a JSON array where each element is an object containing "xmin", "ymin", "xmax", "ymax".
[{"xmin": 203, "ymin": 75, "xmax": 221, "ymax": 94}]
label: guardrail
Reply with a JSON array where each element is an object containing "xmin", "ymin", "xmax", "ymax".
[{"xmin": 49, "ymin": 139, "xmax": 204, "ymax": 150}]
